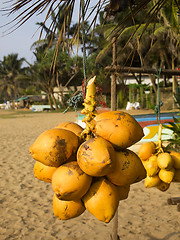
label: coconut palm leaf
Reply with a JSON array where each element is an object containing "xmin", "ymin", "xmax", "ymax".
[
  {"xmin": 1, "ymin": 0, "xmax": 180, "ymax": 70},
  {"xmin": 162, "ymin": 114, "xmax": 180, "ymax": 150},
  {"xmin": 2, "ymin": 1, "xmax": 178, "ymax": 46}
]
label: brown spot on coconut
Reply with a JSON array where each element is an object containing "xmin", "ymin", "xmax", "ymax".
[{"xmin": 29, "ymin": 128, "xmax": 79, "ymax": 167}]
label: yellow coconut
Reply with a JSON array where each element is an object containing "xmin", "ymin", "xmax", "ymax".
[
  {"xmin": 52, "ymin": 161, "xmax": 92, "ymax": 201},
  {"xmin": 157, "ymin": 152, "xmax": 174, "ymax": 170},
  {"xmin": 77, "ymin": 136, "xmax": 115, "ymax": 177},
  {"xmin": 95, "ymin": 111, "xmax": 144, "ymax": 149},
  {"xmin": 107, "ymin": 149, "xmax": 146, "ymax": 186},
  {"xmin": 117, "ymin": 185, "xmax": 130, "ymax": 201},
  {"xmin": 145, "ymin": 155, "xmax": 159, "ymax": 177},
  {"xmin": 144, "ymin": 175, "xmax": 161, "ymax": 188},
  {"xmin": 82, "ymin": 178, "xmax": 119, "ymax": 223},
  {"xmin": 55, "ymin": 121, "xmax": 83, "ymax": 138},
  {"xmin": 138, "ymin": 142, "xmax": 156, "ymax": 161},
  {"xmin": 158, "ymin": 168, "xmax": 175, "ymax": 183},
  {"xmin": 141, "ymin": 160, "xmax": 148, "ymax": 169},
  {"xmin": 156, "ymin": 181, "xmax": 170, "ymax": 192},
  {"xmin": 173, "ymin": 169, "xmax": 180, "ymax": 182},
  {"xmin": 29, "ymin": 128, "xmax": 79, "ymax": 167},
  {"xmin": 33, "ymin": 161, "xmax": 56, "ymax": 183},
  {"xmin": 53, "ymin": 194, "xmax": 85, "ymax": 220},
  {"xmin": 170, "ymin": 151, "xmax": 180, "ymax": 169}
]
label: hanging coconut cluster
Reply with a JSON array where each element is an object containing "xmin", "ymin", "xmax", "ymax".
[
  {"xmin": 138, "ymin": 126, "xmax": 180, "ymax": 192},
  {"xmin": 30, "ymin": 76, "xmax": 148, "ymax": 223}
]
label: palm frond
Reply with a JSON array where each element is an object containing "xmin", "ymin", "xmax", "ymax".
[{"xmin": 1, "ymin": 0, "xmax": 180, "ymax": 72}]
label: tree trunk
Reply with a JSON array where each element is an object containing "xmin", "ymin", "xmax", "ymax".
[
  {"xmin": 47, "ymin": 91, "xmax": 54, "ymax": 110},
  {"xmin": 149, "ymin": 75, "xmax": 157, "ymax": 96},
  {"xmin": 163, "ymin": 75, "xmax": 167, "ymax": 87},
  {"xmin": 60, "ymin": 83, "xmax": 66, "ymax": 108},
  {"xmin": 56, "ymin": 73, "xmax": 66, "ymax": 108},
  {"xmin": 51, "ymin": 90, "xmax": 59, "ymax": 110}
]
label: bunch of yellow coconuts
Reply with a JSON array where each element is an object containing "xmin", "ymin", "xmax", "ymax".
[
  {"xmin": 138, "ymin": 141, "xmax": 180, "ymax": 191},
  {"xmin": 30, "ymin": 76, "xmax": 146, "ymax": 223},
  {"xmin": 29, "ymin": 76, "xmax": 180, "ymax": 223},
  {"xmin": 30, "ymin": 111, "xmax": 146, "ymax": 223}
]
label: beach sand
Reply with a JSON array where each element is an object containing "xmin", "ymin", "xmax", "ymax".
[{"xmin": 0, "ymin": 109, "xmax": 179, "ymax": 240}]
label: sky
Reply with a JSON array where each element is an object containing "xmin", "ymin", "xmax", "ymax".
[
  {"xmin": 0, "ymin": 1, "xmax": 49, "ymax": 65},
  {"xmin": 0, "ymin": 0, "xmax": 98, "ymax": 66}
]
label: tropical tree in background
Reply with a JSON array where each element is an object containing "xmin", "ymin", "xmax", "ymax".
[
  {"xmin": 94, "ymin": 1, "xmax": 180, "ymax": 91},
  {"xmin": 1, "ymin": 0, "xmax": 180, "ymax": 108},
  {"xmin": 3, "ymin": 1, "xmax": 179, "ymax": 65},
  {"xmin": 0, "ymin": 53, "xmax": 28, "ymax": 101},
  {"xmin": 30, "ymin": 45, "xmax": 83, "ymax": 109}
]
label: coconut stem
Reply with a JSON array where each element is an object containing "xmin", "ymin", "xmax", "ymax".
[
  {"xmin": 157, "ymin": 124, "xmax": 164, "ymax": 153},
  {"xmin": 80, "ymin": 76, "xmax": 97, "ymax": 140}
]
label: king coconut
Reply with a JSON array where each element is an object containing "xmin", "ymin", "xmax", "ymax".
[
  {"xmin": 30, "ymin": 76, "xmax": 150, "ymax": 223},
  {"xmin": 138, "ymin": 124, "xmax": 180, "ymax": 192}
]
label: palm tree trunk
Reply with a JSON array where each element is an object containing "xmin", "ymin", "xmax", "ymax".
[
  {"xmin": 56, "ymin": 73, "xmax": 66, "ymax": 108},
  {"xmin": 51, "ymin": 89, "xmax": 59, "ymax": 110},
  {"xmin": 47, "ymin": 91, "xmax": 54, "ymax": 110}
]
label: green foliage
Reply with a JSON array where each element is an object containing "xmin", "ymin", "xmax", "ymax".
[
  {"xmin": 118, "ymin": 89, "xmax": 127, "ymax": 109},
  {"xmin": 19, "ymin": 86, "xmax": 40, "ymax": 96},
  {"xmin": 146, "ymin": 94, "xmax": 155, "ymax": 110},
  {"xmin": 163, "ymin": 114, "xmax": 180, "ymax": 151},
  {"xmin": 0, "ymin": 53, "xmax": 28, "ymax": 100}
]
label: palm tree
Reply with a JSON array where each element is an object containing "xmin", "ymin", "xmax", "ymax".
[
  {"xmin": 0, "ymin": 53, "xmax": 27, "ymax": 101},
  {"xmin": 30, "ymin": 45, "xmax": 83, "ymax": 109},
  {"xmin": 3, "ymin": 1, "xmax": 179, "ymax": 60},
  {"xmin": 1, "ymin": 1, "xmax": 179, "ymax": 111},
  {"xmin": 95, "ymin": 1, "xmax": 180, "ymax": 86}
]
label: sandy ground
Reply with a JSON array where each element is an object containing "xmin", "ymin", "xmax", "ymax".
[{"xmin": 0, "ymin": 109, "xmax": 180, "ymax": 240}]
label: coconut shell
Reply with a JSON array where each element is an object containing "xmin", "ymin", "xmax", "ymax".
[
  {"xmin": 52, "ymin": 161, "xmax": 92, "ymax": 201},
  {"xmin": 77, "ymin": 136, "xmax": 115, "ymax": 177},
  {"xmin": 33, "ymin": 161, "xmax": 56, "ymax": 183},
  {"xmin": 29, "ymin": 128, "xmax": 79, "ymax": 167},
  {"xmin": 55, "ymin": 121, "xmax": 83, "ymax": 138},
  {"xmin": 82, "ymin": 177, "xmax": 119, "ymax": 223},
  {"xmin": 107, "ymin": 149, "xmax": 146, "ymax": 186},
  {"xmin": 53, "ymin": 194, "xmax": 85, "ymax": 220},
  {"xmin": 173, "ymin": 169, "xmax": 180, "ymax": 182},
  {"xmin": 170, "ymin": 151, "xmax": 180, "ymax": 169},
  {"xmin": 95, "ymin": 111, "xmax": 144, "ymax": 149}
]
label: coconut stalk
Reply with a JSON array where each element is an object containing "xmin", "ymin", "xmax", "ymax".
[
  {"xmin": 156, "ymin": 123, "xmax": 165, "ymax": 154},
  {"xmin": 80, "ymin": 76, "xmax": 97, "ymax": 140}
]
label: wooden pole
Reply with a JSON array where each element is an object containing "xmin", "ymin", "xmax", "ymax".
[
  {"xmin": 105, "ymin": 66, "xmax": 180, "ymax": 76},
  {"xmin": 172, "ymin": 58, "xmax": 176, "ymax": 108},
  {"xmin": 110, "ymin": 38, "xmax": 118, "ymax": 240},
  {"xmin": 111, "ymin": 37, "xmax": 117, "ymax": 111},
  {"xmin": 111, "ymin": 211, "xmax": 119, "ymax": 240}
]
